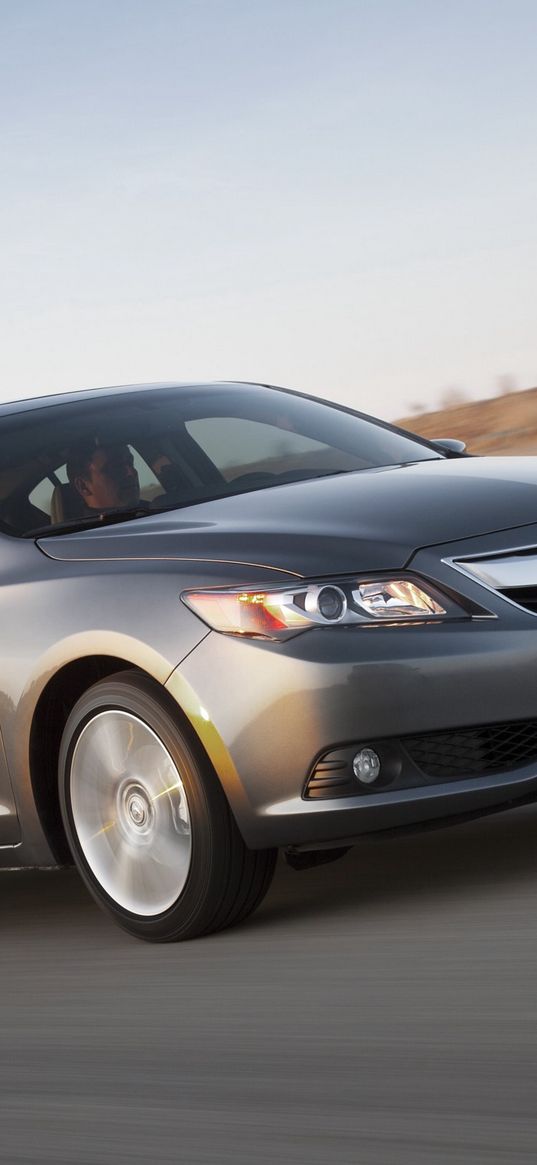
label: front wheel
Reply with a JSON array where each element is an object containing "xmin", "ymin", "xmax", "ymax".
[{"xmin": 58, "ymin": 672, "xmax": 276, "ymax": 941}]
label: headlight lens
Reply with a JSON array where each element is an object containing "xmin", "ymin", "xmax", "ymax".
[
  {"xmin": 182, "ymin": 574, "xmax": 468, "ymax": 639},
  {"xmin": 352, "ymin": 579, "xmax": 445, "ymax": 619}
]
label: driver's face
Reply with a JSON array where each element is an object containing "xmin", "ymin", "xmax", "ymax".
[{"xmin": 77, "ymin": 445, "xmax": 140, "ymax": 509}]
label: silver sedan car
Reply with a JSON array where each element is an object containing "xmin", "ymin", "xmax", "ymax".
[{"xmin": 2, "ymin": 380, "xmax": 537, "ymax": 940}]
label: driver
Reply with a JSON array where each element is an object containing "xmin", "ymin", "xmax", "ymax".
[{"xmin": 67, "ymin": 440, "xmax": 140, "ymax": 511}]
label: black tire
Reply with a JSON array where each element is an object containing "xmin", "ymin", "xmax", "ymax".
[{"xmin": 58, "ymin": 671, "xmax": 276, "ymax": 941}]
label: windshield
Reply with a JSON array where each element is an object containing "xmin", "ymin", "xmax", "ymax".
[{"xmin": 0, "ymin": 383, "xmax": 440, "ymax": 537}]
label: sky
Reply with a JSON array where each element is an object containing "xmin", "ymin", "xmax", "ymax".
[{"xmin": 1, "ymin": 0, "xmax": 536, "ymax": 420}]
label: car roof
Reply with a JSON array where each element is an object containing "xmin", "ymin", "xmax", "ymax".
[{"xmin": 0, "ymin": 381, "xmax": 267, "ymax": 417}]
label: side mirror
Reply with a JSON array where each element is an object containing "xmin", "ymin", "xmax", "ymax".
[{"xmin": 430, "ymin": 437, "xmax": 467, "ymax": 456}]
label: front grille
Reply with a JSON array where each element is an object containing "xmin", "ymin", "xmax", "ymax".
[
  {"xmin": 452, "ymin": 547, "xmax": 537, "ymax": 609},
  {"xmin": 500, "ymin": 586, "xmax": 537, "ymax": 614},
  {"xmin": 404, "ymin": 718, "xmax": 537, "ymax": 779}
]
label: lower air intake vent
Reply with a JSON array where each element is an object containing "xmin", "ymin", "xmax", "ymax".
[
  {"xmin": 306, "ymin": 756, "xmax": 357, "ymax": 799},
  {"xmin": 404, "ymin": 718, "xmax": 537, "ymax": 779}
]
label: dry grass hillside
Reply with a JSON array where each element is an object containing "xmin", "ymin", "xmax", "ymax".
[{"xmin": 396, "ymin": 387, "xmax": 537, "ymax": 456}]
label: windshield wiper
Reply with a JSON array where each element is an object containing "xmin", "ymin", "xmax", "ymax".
[{"xmin": 24, "ymin": 505, "xmax": 156, "ymax": 539}]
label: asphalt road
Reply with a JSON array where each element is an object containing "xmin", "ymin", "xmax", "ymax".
[{"xmin": 2, "ymin": 805, "xmax": 537, "ymax": 1165}]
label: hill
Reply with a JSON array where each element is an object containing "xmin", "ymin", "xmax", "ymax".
[{"xmin": 396, "ymin": 386, "xmax": 537, "ymax": 455}]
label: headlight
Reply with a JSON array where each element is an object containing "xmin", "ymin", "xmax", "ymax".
[{"xmin": 181, "ymin": 574, "xmax": 469, "ymax": 639}]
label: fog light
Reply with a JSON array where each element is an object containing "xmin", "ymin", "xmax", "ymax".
[{"xmin": 352, "ymin": 748, "xmax": 381, "ymax": 785}]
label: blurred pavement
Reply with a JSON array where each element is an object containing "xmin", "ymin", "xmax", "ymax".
[{"xmin": 2, "ymin": 805, "xmax": 537, "ymax": 1163}]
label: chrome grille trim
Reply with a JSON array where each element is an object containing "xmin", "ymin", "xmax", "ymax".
[
  {"xmin": 445, "ymin": 544, "xmax": 537, "ymax": 616},
  {"xmin": 455, "ymin": 553, "xmax": 537, "ymax": 589}
]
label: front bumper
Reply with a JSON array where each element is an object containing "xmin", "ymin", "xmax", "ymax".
[
  {"xmin": 165, "ymin": 527, "xmax": 537, "ymax": 850},
  {"xmin": 165, "ymin": 613, "xmax": 537, "ymax": 848}
]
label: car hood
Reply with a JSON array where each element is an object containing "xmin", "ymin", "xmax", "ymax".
[{"xmin": 37, "ymin": 457, "xmax": 537, "ymax": 577}]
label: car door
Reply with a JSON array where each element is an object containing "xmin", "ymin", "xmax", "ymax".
[{"xmin": 0, "ymin": 530, "xmax": 26, "ymax": 848}]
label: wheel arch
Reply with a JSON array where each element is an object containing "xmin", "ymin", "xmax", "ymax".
[
  {"xmin": 29, "ymin": 655, "xmax": 243, "ymax": 864},
  {"xmin": 30, "ymin": 656, "xmax": 142, "ymax": 861}
]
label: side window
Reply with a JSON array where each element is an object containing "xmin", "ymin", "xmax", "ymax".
[
  {"xmin": 28, "ymin": 447, "xmax": 162, "ymax": 515},
  {"xmin": 129, "ymin": 447, "xmax": 163, "ymax": 500},
  {"xmin": 29, "ymin": 464, "xmax": 68, "ymax": 517},
  {"xmin": 185, "ymin": 418, "xmax": 359, "ymax": 481}
]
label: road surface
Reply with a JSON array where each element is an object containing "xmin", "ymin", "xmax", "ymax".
[{"xmin": 2, "ymin": 804, "xmax": 537, "ymax": 1163}]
